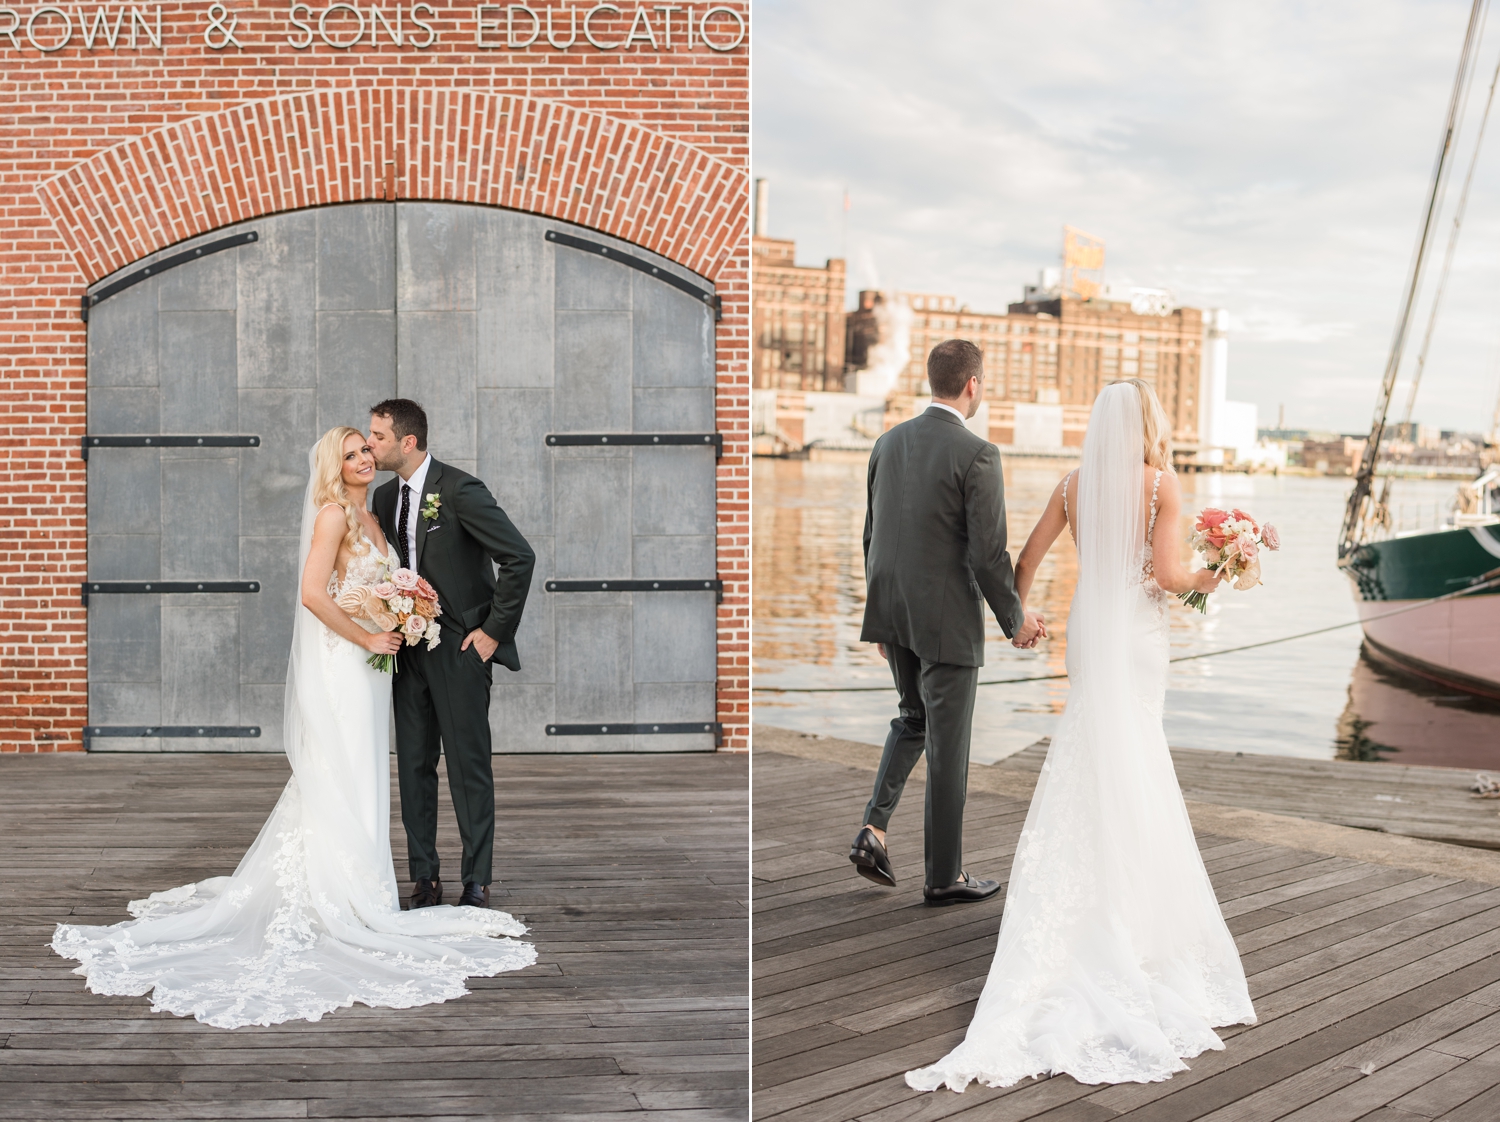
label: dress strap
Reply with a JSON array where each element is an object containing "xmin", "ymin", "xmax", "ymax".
[{"xmin": 1147, "ymin": 470, "xmax": 1163, "ymax": 539}]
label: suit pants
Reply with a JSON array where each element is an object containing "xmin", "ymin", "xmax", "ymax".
[
  {"xmin": 393, "ymin": 626, "xmax": 496, "ymax": 886},
  {"xmin": 861, "ymin": 643, "xmax": 977, "ymax": 889}
]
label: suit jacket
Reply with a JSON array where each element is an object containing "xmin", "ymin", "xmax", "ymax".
[
  {"xmin": 374, "ymin": 458, "xmax": 536, "ymax": 673},
  {"xmin": 859, "ymin": 407, "xmax": 1025, "ymax": 667}
]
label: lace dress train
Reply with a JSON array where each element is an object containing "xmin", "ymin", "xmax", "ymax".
[
  {"xmin": 52, "ymin": 536, "xmax": 536, "ymax": 1029},
  {"xmin": 907, "ymin": 467, "xmax": 1255, "ymax": 1092}
]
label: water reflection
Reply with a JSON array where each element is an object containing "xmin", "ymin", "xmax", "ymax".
[{"xmin": 753, "ymin": 454, "xmax": 1500, "ymax": 768}]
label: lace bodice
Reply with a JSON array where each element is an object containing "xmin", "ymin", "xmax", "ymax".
[
  {"xmin": 1062, "ymin": 468, "xmax": 1162, "ymax": 586},
  {"xmin": 326, "ymin": 534, "xmax": 394, "ymax": 599}
]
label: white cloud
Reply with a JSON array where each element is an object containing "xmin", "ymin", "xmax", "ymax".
[{"xmin": 753, "ymin": 0, "xmax": 1500, "ymax": 432}]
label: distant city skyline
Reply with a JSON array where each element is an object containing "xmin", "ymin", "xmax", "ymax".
[{"xmin": 753, "ymin": 0, "xmax": 1500, "ymax": 434}]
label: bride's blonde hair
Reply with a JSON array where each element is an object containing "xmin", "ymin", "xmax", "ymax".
[
  {"xmin": 1115, "ymin": 377, "xmax": 1172, "ymax": 471},
  {"xmin": 311, "ymin": 425, "xmax": 370, "ymax": 557}
]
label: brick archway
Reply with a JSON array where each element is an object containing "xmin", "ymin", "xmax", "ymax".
[{"xmin": 37, "ymin": 87, "xmax": 747, "ymax": 284}]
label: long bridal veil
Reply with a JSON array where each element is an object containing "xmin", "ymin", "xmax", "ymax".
[
  {"xmin": 53, "ymin": 446, "xmax": 535, "ymax": 1029},
  {"xmin": 907, "ymin": 384, "xmax": 1254, "ymax": 1092}
]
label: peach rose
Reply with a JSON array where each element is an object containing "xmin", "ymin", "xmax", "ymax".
[
  {"xmin": 415, "ymin": 577, "xmax": 437, "ymax": 600},
  {"xmin": 413, "ymin": 597, "xmax": 437, "ymax": 619},
  {"xmin": 392, "ymin": 568, "xmax": 420, "ymax": 591},
  {"xmin": 1231, "ymin": 508, "xmax": 1259, "ymax": 533}
]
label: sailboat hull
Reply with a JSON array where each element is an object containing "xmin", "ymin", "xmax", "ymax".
[{"xmin": 1345, "ymin": 524, "xmax": 1500, "ymax": 698}]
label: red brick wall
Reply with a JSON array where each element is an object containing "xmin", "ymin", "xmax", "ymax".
[{"xmin": 0, "ymin": 1, "xmax": 749, "ymax": 751}]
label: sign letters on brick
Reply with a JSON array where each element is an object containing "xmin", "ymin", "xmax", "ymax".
[{"xmin": 0, "ymin": 1, "xmax": 745, "ymax": 52}]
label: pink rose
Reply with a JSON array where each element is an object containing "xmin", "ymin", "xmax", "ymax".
[
  {"xmin": 1238, "ymin": 534, "xmax": 1259, "ymax": 564},
  {"xmin": 1262, "ymin": 523, "xmax": 1280, "ymax": 551},
  {"xmin": 1196, "ymin": 508, "xmax": 1229, "ymax": 532},
  {"xmin": 403, "ymin": 614, "xmax": 429, "ymax": 643},
  {"xmin": 392, "ymin": 568, "xmax": 419, "ymax": 591},
  {"xmin": 373, "ymin": 581, "xmax": 398, "ymax": 600}
]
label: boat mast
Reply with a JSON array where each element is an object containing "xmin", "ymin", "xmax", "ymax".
[{"xmin": 1339, "ymin": 0, "xmax": 1489, "ymax": 560}]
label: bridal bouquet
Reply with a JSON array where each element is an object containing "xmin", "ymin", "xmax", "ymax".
[
  {"xmin": 337, "ymin": 566, "xmax": 442, "ymax": 672},
  {"xmin": 1180, "ymin": 507, "xmax": 1280, "ymax": 613}
]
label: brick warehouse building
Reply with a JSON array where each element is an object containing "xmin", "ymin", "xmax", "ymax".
[{"xmin": 0, "ymin": 2, "xmax": 749, "ymax": 753}]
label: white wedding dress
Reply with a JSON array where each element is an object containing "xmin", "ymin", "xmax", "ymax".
[
  {"xmin": 52, "ymin": 468, "xmax": 536, "ymax": 1029},
  {"xmin": 907, "ymin": 385, "xmax": 1255, "ymax": 1092}
]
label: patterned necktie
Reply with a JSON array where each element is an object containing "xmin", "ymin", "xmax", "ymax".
[{"xmin": 398, "ymin": 483, "xmax": 412, "ymax": 570}]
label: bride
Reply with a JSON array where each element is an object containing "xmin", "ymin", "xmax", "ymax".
[
  {"xmin": 907, "ymin": 380, "xmax": 1256, "ymax": 1092},
  {"xmin": 52, "ymin": 426, "xmax": 536, "ymax": 1029}
]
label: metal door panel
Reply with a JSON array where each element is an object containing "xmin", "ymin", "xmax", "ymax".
[
  {"xmin": 157, "ymin": 246, "xmax": 236, "ymax": 311},
  {"xmin": 555, "ymin": 243, "xmax": 632, "ymax": 310},
  {"xmin": 161, "ymin": 451, "xmax": 239, "ymax": 578},
  {"xmin": 239, "ymin": 389, "xmax": 318, "ymax": 537},
  {"xmin": 634, "ymin": 534, "xmax": 715, "ymax": 578},
  {"xmin": 318, "ymin": 205, "xmax": 395, "ymax": 310},
  {"xmin": 633, "ymin": 446, "xmax": 715, "ymax": 536},
  {"xmin": 553, "ymin": 451, "xmax": 632, "ymax": 577},
  {"xmin": 398, "ymin": 203, "xmax": 478, "ymax": 311},
  {"xmin": 632, "ymin": 270, "xmax": 715, "ymax": 388},
  {"xmin": 554, "ymin": 309, "xmax": 632, "ymax": 431},
  {"xmin": 477, "ymin": 210, "xmax": 553, "ymax": 388},
  {"xmin": 477, "ymin": 388, "xmax": 553, "ymax": 530},
  {"xmin": 314, "ymin": 311, "xmax": 396, "ymax": 433},
  {"xmin": 634, "ymin": 594, "xmax": 715, "ymax": 683},
  {"xmin": 88, "ymin": 280, "xmax": 158, "ymax": 387},
  {"xmin": 399, "ymin": 311, "xmax": 478, "ymax": 462},
  {"xmin": 238, "ymin": 210, "xmax": 317, "ymax": 387},
  {"xmin": 159, "ymin": 312, "xmax": 237, "ymax": 432},
  {"xmin": 633, "ymin": 387, "xmax": 714, "ymax": 431},
  {"xmin": 554, "ymin": 600, "xmax": 634, "ymax": 732}
]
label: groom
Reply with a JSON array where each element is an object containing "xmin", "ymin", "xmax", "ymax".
[
  {"xmin": 849, "ymin": 340, "xmax": 1044, "ymax": 905},
  {"xmin": 368, "ymin": 399, "xmax": 535, "ymax": 911}
]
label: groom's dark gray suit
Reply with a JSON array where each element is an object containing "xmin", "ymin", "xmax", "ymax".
[
  {"xmin": 859, "ymin": 406, "xmax": 1025, "ymax": 888},
  {"xmin": 375, "ymin": 457, "xmax": 535, "ymax": 888}
]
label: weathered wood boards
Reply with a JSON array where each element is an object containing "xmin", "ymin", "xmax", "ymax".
[
  {"xmin": 0, "ymin": 751, "xmax": 749, "ymax": 1121},
  {"xmin": 753, "ymin": 748, "xmax": 1500, "ymax": 1122}
]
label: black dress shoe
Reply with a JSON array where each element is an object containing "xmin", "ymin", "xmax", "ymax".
[
  {"xmin": 849, "ymin": 826, "xmax": 896, "ymax": 887},
  {"xmin": 923, "ymin": 873, "xmax": 1000, "ymax": 906},
  {"xmin": 410, "ymin": 877, "xmax": 443, "ymax": 909},
  {"xmin": 458, "ymin": 882, "xmax": 489, "ymax": 908}
]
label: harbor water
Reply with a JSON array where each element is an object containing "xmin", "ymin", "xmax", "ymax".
[{"xmin": 753, "ymin": 454, "xmax": 1500, "ymax": 770}]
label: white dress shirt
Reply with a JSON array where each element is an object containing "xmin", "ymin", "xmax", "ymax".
[
  {"xmin": 929, "ymin": 401, "xmax": 969, "ymax": 424},
  {"xmin": 397, "ymin": 454, "xmax": 432, "ymax": 567}
]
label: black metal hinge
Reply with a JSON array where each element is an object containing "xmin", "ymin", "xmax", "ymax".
[
  {"xmin": 80, "ymin": 230, "xmax": 259, "ymax": 323},
  {"xmin": 81, "ymin": 581, "xmax": 260, "ymax": 606},
  {"xmin": 546, "ymin": 578, "xmax": 723, "ymax": 603},
  {"xmin": 544, "ymin": 229, "xmax": 721, "ymax": 321},
  {"xmin": 545, "ymin": 432, "xmax": 722, "ymax": 457},
  {"xmin": 546, "ymin": 722, "xmax": 723, "ymax": 747},
  {"xmin": 81, "ymin": 434, "xmax": 261, "ymax": 461},
  {"xmin": 83, "ymin": 725, "xmax": 262, "ymax": 749}
]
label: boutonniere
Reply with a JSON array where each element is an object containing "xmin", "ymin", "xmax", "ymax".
[{"xmin": 421, "ymin": 492, "xmax": 441, "ymax": 522}]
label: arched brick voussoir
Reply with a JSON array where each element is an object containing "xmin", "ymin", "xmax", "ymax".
[{"xmin": 36, "ymin": 87, "xmax": 749, "ymax": 287}]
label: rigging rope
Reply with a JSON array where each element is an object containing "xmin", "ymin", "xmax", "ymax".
[{"xmin": 752, "ymin": 570, "xmax": 1500, "ymax": 695}]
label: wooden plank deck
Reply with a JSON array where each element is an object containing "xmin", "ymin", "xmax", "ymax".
[
  {"xmin": 753, "ymin": 745, "xmax": 1500, "ymax": 1122},
  {"xmin": 0, "ymin": 751, "xmax": 748, "ymax": 1121}
]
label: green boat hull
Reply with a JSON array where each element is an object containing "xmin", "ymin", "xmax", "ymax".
[{"xmin": 1343, "ymin": 524, "xmax": 1500, "ymax": 697}]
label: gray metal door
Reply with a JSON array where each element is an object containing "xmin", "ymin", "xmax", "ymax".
[{"xmin": 84, "ymin": 202, "xmax": 719, "ymax": 752}]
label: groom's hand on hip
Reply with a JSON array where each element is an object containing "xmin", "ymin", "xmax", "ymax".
[{"xmin": 461, "ymin": 628, "xmax": 499, "ymax": 662}]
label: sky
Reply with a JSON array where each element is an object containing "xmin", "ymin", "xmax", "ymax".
[{"xmin": 752, "ymin": 0, "xmax": 1500, "ymax": 435}]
